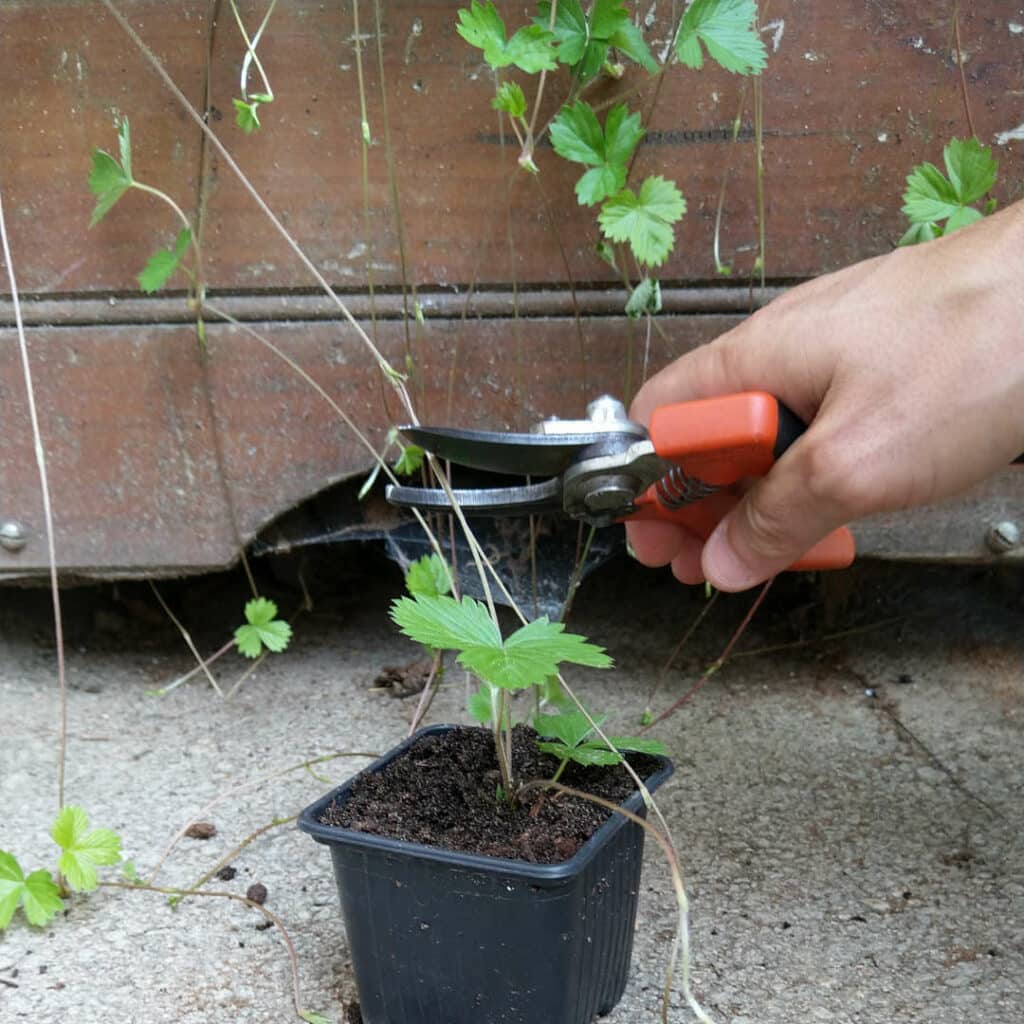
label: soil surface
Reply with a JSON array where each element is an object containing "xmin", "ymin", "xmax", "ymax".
[{"xmin": 321, "ymin": 724, "xmax": 661, "ymax": 863}]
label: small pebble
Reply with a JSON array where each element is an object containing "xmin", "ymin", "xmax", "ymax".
[{"xmin": 246, "ymin": 882, "xmax": 268, "ymax": 905}]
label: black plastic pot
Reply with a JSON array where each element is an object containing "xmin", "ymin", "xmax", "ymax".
[{"xmin": 299, "ymin": 724, "xmax": 674, "ymax": 1024}]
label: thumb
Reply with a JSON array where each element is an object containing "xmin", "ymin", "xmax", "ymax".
[{"xmin": 700, "ymin": 440, "xmax": 850, "ymax": 591}]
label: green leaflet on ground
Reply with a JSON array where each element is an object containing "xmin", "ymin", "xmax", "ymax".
[
  {"xmin": 0, "ymin": 851, "xmax": 63, "ymax": 928},
  {"xmin": 52, "ymin": 806, "xmax": 122, "ymax": 893},
  {"xmin": 234, "ymin": 597, "xmax": 292, "ymax": 658}
]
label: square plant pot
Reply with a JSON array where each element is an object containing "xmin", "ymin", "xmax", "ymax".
[{"xmin": 299, "ymin": 724, "xmax": 674, "ymax": 1024}]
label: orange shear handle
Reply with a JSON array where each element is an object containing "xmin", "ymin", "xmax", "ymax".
[{"xmin": 627, "ymin": 392, "xmax": 855, "ymax": 572}]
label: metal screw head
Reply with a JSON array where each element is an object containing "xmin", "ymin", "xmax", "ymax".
[
  {"xmin": 585, "ymin": 394, "xmax": 629, "ymax": 425},
  {"xmin": 986, "ymin": 520, "xmax": 1021, "ymax": 554},
  {"xmin": 0, "ymin": 520, "xmax": 27, "ymax": 553}
]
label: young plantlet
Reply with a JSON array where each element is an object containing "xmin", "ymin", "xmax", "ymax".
[
  {"xmin": 234, "ymin": 597, "xmax": 293, "ymax": 659},
  {"xmin": 457, "ymin": 0, "xmax": 768, "ymax": 317},
  {"xmin": 899, "ymin": 137, "xmax": 999, "ymax": 245},
  {"xmin": 230, "ymin": 0, "xmax": 279, "ymax": 134},
  {"xmin": 88, "ymin": 118, "xmax": 200, "ymax": 295},
  {"xmin": 534, "ymin": 709, "xmax": 666, "ymax": 783},
  {"xmin": 0, "ymin": 806, "xmax": 124, "ymax": 930},
  {"xmin": 390, "ymin": 592, "xmax": 612, "ymax": 792}
]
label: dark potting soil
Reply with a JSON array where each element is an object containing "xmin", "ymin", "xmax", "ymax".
[{"xmin": 320, "ymin": 725, "xmax": 661, "ymax": 864}]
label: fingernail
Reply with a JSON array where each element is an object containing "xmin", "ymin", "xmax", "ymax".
[{"xmin": 703, "ymin": 526, "xmax": 760, "ymax": 592}]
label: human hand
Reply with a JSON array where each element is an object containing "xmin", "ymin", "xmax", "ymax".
[{"xmin": 626, "ymin": 201, "xmax": 1024, "ymax": 591}]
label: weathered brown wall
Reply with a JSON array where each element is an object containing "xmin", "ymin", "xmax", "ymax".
[{"xmin": 1, "ymin": 1, "xmax": 1021, "ymax": 576}]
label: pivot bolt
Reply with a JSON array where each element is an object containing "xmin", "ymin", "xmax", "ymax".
[
  {"xmin": 0, "ymin": 520, "xmax": 28, "ymax": 553},
  {"xmin": 585, "ymin": 395, "xmax": 629, "ymax": 425},
  {"xmin": 985, "ymin": 520, "xmax": 1021, "ymax": 554}
]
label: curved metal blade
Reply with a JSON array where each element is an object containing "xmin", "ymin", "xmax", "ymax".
[
  {"xmin": 398, "ymin": 425, "xmax": 626, "ymax": 476},
  {"xmin": 386, "ymin": 478, "xmax": 562, "ymax": 517}
]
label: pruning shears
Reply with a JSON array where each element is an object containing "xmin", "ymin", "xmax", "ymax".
[{"xmin": 386, "ymin": 392, "xmax": 856, "ymax": 572}]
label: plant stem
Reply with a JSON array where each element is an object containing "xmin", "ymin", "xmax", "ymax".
[
  {"xmin": 101, "ymin": 880, "xmax": 310, "ymax": 1019},
  {"xmin": 558, "ymin": 525, "xmax": 596, "ymax": 623},
  {"xmin": 645, "ymin": 579, "xmax": 774, "ymax": 729},
  {"xmin": 229, "ymin": 0, "xmax": 278, "ymax": 101},
  {"xmin": 98, "ymin": 0, "xmax": 414, "ymax": 419},
  {"xmin": 351, "ymin": 0, "xmax": 382, "ymax": 352},
  {"xmin": 0, "ymin": 189, "xmax": 68, "ymax": 811},
  {"xmin": 147, "ymin": 750, "xmax": 377, "ymax": 885},
  {"xmin": 951, "ymin": 0, "xmax": 976, "ymax": 139},
  {"xmin": 407, "ymin": 650, "xmax": 444, "ymax": 736},
  {"xmin": 157, "ymin": 638, "xmax": 235, "ymax": 696},
  {"xmin": 643, "ymin": 588, "xmax": 721, "ymax": 715},
  {"xmin": 148, "ymin": 581, "xmax": 225, "ymax": 697},
  {"xmin": 187, "ymin": 814, "xmax": 298, "ymax": 893}
]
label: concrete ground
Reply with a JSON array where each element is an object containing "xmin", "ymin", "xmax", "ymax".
[{"xmin": 0, "ymin": 551, "xmax": 1021, "ymax": 1024}]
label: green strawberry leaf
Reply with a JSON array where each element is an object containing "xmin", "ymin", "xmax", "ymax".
[
  {"xmin": 676, "ymin": 0, "xmax": 767, "ymax": 75},
  {"xmin": 468, "ymin": 683, "xmax": 499, "ymax": 725},
  {"xmin": 234, "ymin": 597, "xmax": 293, "ymax": 658},
  {"xmin": 492, "ymin": 80, "xmax": 527, "ymax": 118},
  {"xmin": 550, "ymin": 102, "xmax": 644, "ymax": 206},
  {"xmin": 391, "ymin": 593, "xmax": 502, "ymax": 652},
  {"xmin": 535, "ymin": 0, "xmax": 588, "ymax": 66},
  {"xmin": 599, "ymin": 175, "xmax": 686, "ymax": 266},
  {"xmin": 457, "ymin": 1, "xmax": 557, "ymax": 73},
  {"xmin": 900, "ymin": 138, "xmax": 998, "ymax": 245},
  {"xmin": 625, "ymin": 276, "xmax": 662, "ymax": 318},
  {"xmin": 943, "ymin": 137, "xmax": 998, "ymax": 204},
  {"xmin": 0, "ymin": 851, "xmax": 63, "ymax": 928},
  {"xmin": 393, "ymin": 443, "xmax": 425, "ymax": 476},
  {"xmin": 404, "ymin": 553, "xmax": 453, "ymax": 598},
  {"xmin": 52, "ymin": 806, "xmax": 122, "ymax": 893},
  {"xmin": 538, "ymin": 741, "xmax": 623, "ymax": 766},
  {"xmin": 603, "ymin": 735, "xmax": 667, "ymax": 755},
  {"xmin": 138, "ymin": 228, "xmax": 192, "ymax": 294},
  {"xmin": 88, "ymin": 118, "xmax": 134, "ymax": 227},
  {"xmin": 233, "ymin": 98, "xmax": 262, "ymax": 134},
  {"xmin": 534, "ymin": 709, "xmax": 605, "ymax": 749}
]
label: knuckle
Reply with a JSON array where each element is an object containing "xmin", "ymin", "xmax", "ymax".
[{"xmin": 800, "ymin": 437, "xmax": 875, "ymax": 516}]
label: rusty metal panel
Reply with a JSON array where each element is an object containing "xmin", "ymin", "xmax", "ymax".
[
  {"xmin": 0, "ymin": 315, "xmax": 730, "ymax": 576},
  {"xmin": 1, "ymin": 2, "xmax": 1022, "ymax": 293},
  {"xmin": 0, "ymin": 1, "xmax": 210, "ymax": 293},
  {"xmin": 1, "ymin": 2, "xmax": 1022, "ymax": 578}
]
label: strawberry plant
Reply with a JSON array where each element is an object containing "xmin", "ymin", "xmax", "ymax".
[
  {"xmin": 0, "ymin": 806, "xmax": 123, "ymax": 930},
  {"xmin": 458, "ymin": 0, "xmax": 767, "ymax": 312}
]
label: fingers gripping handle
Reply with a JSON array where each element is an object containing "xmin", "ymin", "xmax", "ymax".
[{"xmin": 629, "ymin": 392, "xmax": 855, "ymax": 571}]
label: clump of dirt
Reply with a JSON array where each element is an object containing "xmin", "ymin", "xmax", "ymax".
[
  {"xmin": 372, "ymin": 658, "xmax": 432, "ymax": 698},
  {"xmin": 320, "ymin": 725, "xmax": 661, "ymax": 864}
]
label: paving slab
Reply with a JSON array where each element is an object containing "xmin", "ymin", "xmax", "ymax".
[{"xmin": 0, "ymin": 554, "xmax": 1021, "ymax": 1023}]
